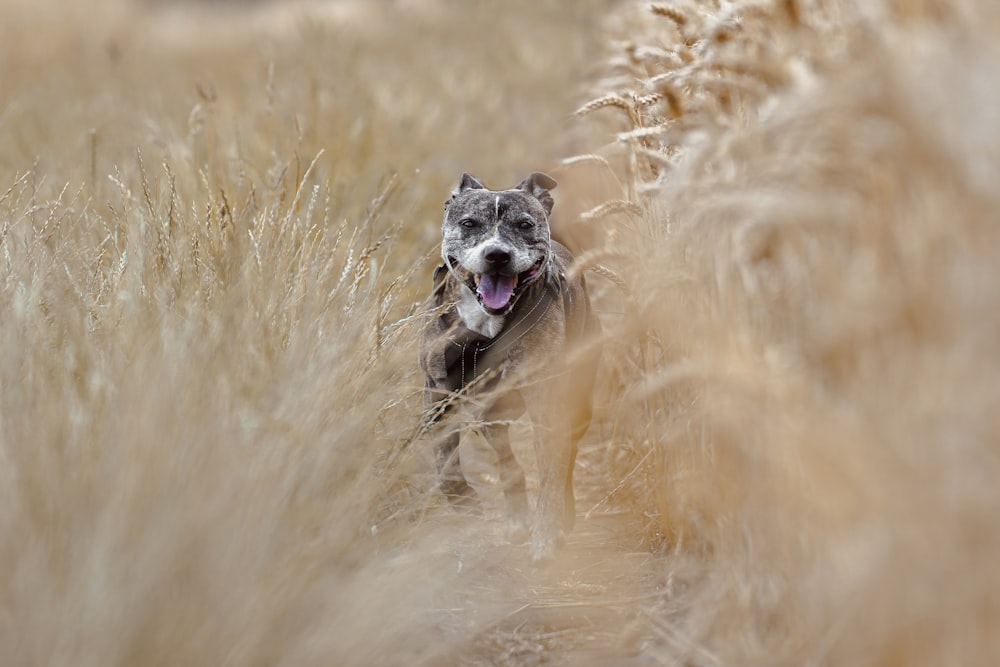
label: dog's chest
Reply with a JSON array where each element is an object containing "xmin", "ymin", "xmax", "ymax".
[{"xmin": 456, "ymin": 285, "xmax": 505, "ymax": 338}]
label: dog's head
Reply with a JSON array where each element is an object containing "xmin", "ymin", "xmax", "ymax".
[{"xmin": 441, "ymin": 172, "xmax": 557, "ymax": 316}]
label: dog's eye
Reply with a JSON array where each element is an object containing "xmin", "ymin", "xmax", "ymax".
[
  {"xmin": 517, "ymin": 219, "xmax": 535, "ymax": 230},
  {"xmin": 459, "ymin": 218, "xmax": 480, "ymax": 229}
]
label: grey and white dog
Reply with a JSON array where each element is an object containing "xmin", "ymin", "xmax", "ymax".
[{"xmin": 420, "ymin": 172, "xmax": 599, "ymax": 561}]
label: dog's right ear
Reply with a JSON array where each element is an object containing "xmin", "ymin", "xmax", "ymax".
[{"xmin": 445, "ymin": 173, "xmax": 486, "ymax": 209}]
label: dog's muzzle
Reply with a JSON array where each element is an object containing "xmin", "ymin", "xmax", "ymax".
[{"xmin": 447, "ymin": 255, "xmax": 547, "ymax": 315}]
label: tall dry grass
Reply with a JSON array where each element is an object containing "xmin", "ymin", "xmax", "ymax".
[
  {"xmin": 1, "ymin": 0, "xmax": 999, "ymax": 665},
  {"xmin": 573, "ymin": 0, "xmax": 1000, "ymax": 665},
  {"xmin": 0, "ymin": 2, "xmax": 623, "ymax": 665}
]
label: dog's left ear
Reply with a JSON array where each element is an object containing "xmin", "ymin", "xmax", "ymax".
[{"xmin": 516, "ymin": 172, "xmax": 558, "ymax": 215}]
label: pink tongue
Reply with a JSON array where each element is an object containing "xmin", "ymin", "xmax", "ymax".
[{"xmin": 477, "ymin": 273, "xmax": 515, "ymax": 310}]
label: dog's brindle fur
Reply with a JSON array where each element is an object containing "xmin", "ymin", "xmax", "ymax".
[{"xmin": 420, "ymin": 172, "xmax": 598, "ymax": 561}]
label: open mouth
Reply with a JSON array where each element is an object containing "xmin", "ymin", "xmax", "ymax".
[{"xmin": 449, "ymin": 257, "xmax": 546, "ymax": 314}]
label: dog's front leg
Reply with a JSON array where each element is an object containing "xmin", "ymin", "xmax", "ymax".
[
  {"xmin": 480, "ymin": 419, "xmax": 530, "ymax": 542},
  {"xmin": 531, "ymin": 423, "xmax": 577, "ymax": 561},
  {"xmin": 424, "ymin": 375, "xmax": 479, "ymax": 508},
  {"xmin": 434, "ymin": 425, "xmax": 478, "ymax": 508}
]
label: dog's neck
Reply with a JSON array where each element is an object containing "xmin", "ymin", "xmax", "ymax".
[
  {"xmin": 453, "ymin": 265, "xmax": 551, "ymax": 340},
  {"xmin": 456, "ymin": 284, "xmax": 506, "ymax": 338}
]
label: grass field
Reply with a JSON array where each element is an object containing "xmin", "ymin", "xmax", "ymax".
[{"xmin": 2, "ymin": 0, "xmax": 999, "ymax": 665}]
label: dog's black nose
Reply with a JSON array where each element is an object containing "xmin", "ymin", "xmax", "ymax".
[{"xmin": 483, "ymin": 248, "xmax": 511, "ymax": 268}]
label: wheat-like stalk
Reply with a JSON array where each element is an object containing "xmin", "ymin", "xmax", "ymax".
[
  {"xmin": 579, "ymin": 199, "xmax": 644, "ymax": 221},
  {"xmin": 649, "ymin": 4, "xmax": 689, "ymax": 28},
  {"xmin": 557, "ymin": 154, "xmax": 613, "ymax": 170},
  {"xmin": 574, "ymin": 93, "xmax": 634, "ymax": 117}
]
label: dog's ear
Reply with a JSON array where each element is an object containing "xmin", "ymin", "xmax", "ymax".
[
  {"xmin": 445, "ymin": 173, "xmax": 486, "ymax": 209},
  {"xmin": 516, "ymin": 172, "xmax": 558, "ymax": 215}
]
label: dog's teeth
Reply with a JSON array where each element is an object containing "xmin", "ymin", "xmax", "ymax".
[
  {"xmin": 474, "ymin": 274, "xmax": 482, "ymax": 286},
  {"xmin": 512, "ymin": 274, "xmax": 519, "ymax": 288}
]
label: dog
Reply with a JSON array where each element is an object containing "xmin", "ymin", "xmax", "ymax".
[{"xmin": 419, "ymin": 172, "xmax": 599, "ymax": 561}]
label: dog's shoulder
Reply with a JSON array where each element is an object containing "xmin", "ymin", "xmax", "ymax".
[
  {"xmin": 419, "ymin": 265, "xmax": 455, "ymax": 384},
  {"xmin": 429, "ymin": 264, "xmax": 450, "ymax": 304},
  {"xmin": 420, "ymin": 265, "xmax": 452, "ymax": 344},
  {"xmin": 549, "ymin": 241, "xmax": 575, "ymax": 277},
  {"xmin": 548, "ymin": 241, "xmax": 598, "ymax": 341}
]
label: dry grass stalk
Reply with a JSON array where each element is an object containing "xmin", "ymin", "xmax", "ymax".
[
  {"xmin": 579, "ymin": 199, "xmax": 644, "ymax": 223},
  {"xmin": 649, "ymin": 4, "xmax": 688, "ymax": 27},
  {"xmin": 574, "ymin": 93, "xmax": 639, "ymax": 126}
]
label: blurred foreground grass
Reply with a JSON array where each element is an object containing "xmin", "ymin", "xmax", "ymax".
[{"xmin": 2, "ymin": 1, "xmax": 1000, "ymax": 665}]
